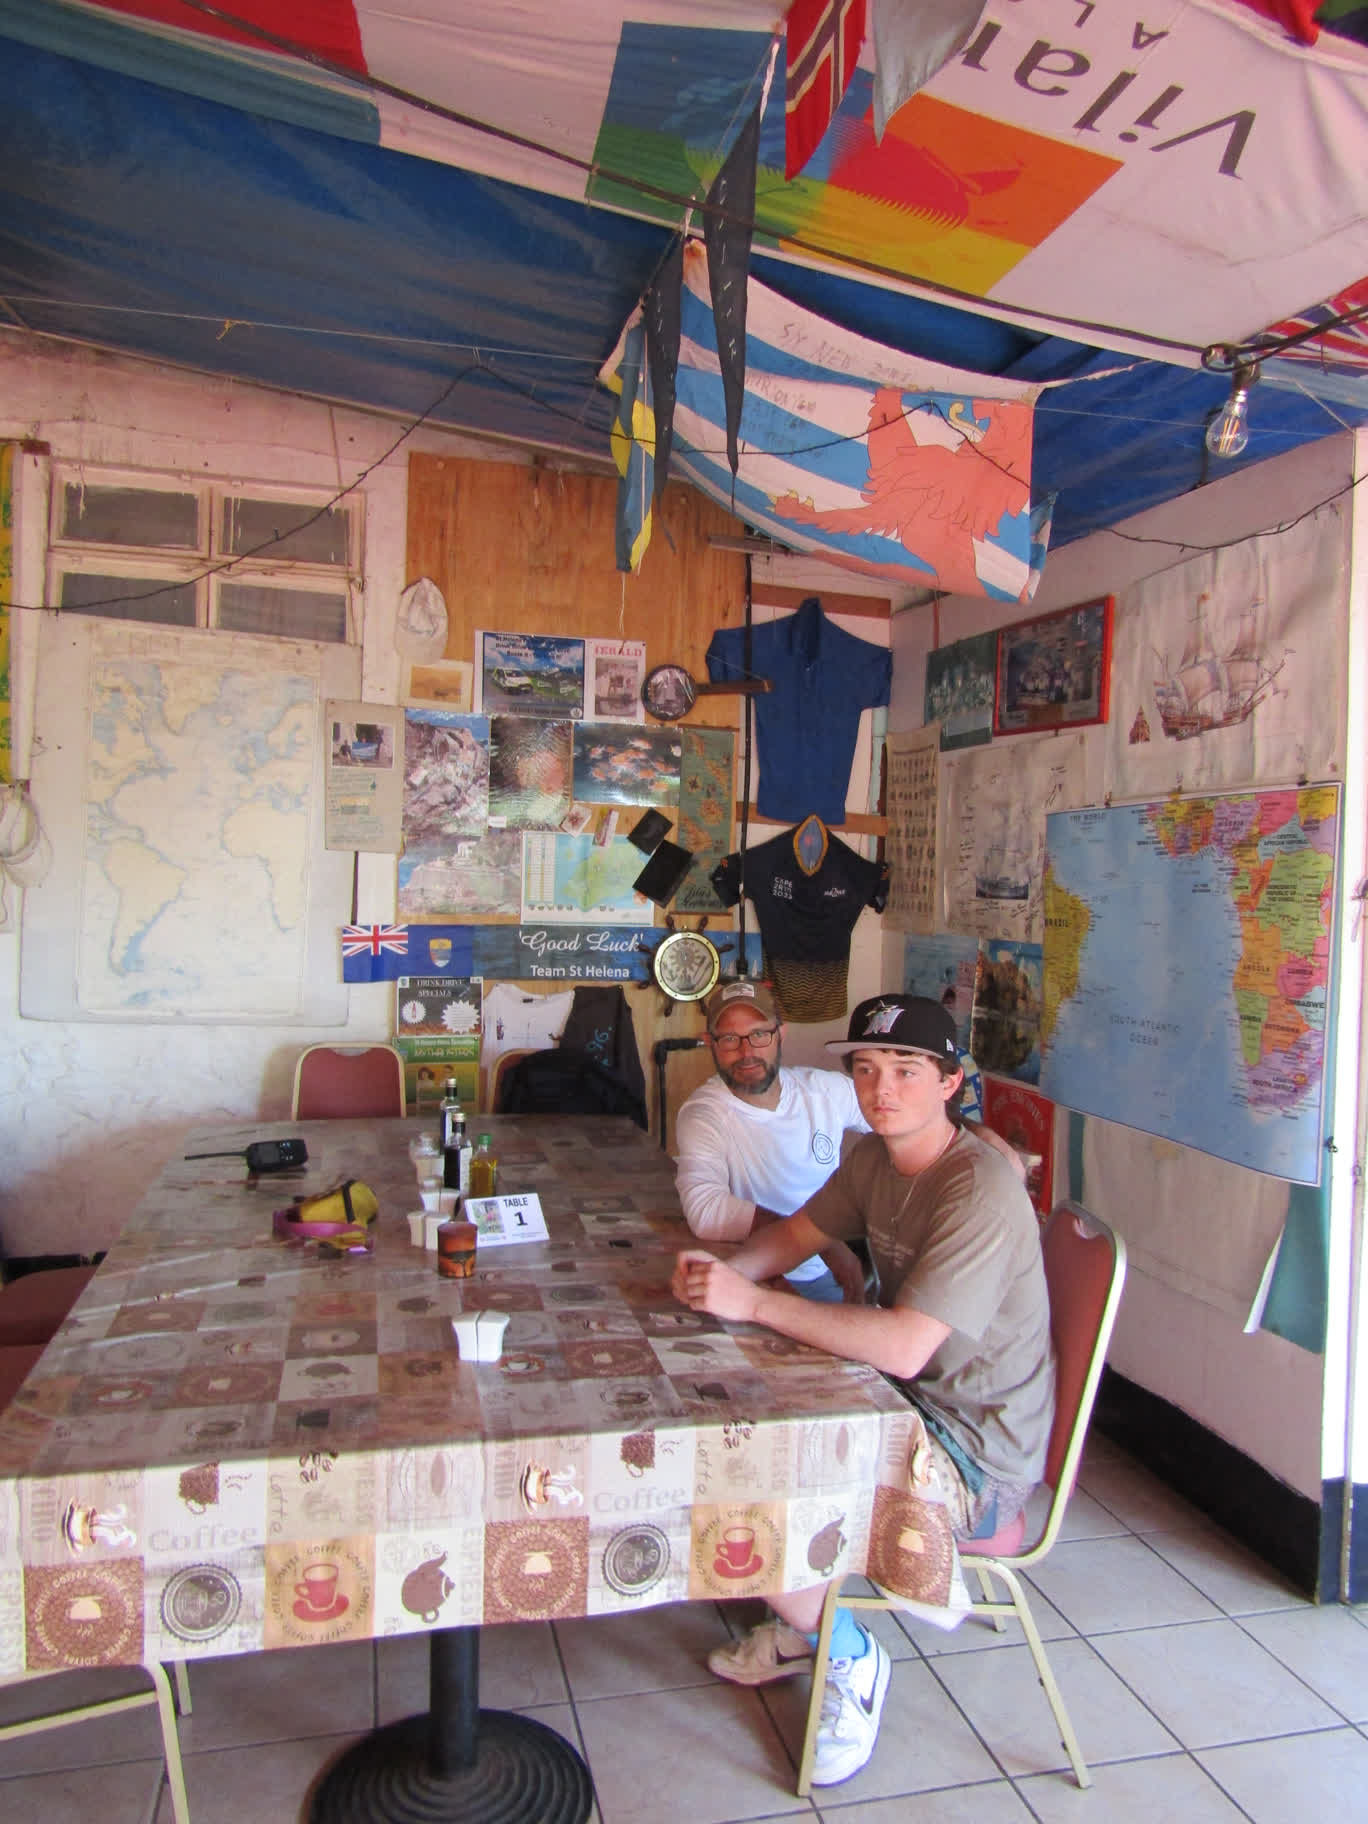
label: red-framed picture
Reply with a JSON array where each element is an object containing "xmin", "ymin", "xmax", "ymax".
[
  {"xmin": 993, "ymin": 595, "xmax": 1114, "ymax": 736},
  {"xmin": 981, "ymin": 1078, "xmax": 1055, "ymax": 1219}
]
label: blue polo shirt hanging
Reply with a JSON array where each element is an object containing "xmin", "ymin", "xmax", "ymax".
[{"xmin": 705, "ymin": 596, "xmax": 891, "ymax": 827}]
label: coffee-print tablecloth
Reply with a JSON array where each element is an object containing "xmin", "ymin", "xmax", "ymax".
[{"xmin": 0, "ymin": 1117, "xmax": 965, "ymax": 1673}]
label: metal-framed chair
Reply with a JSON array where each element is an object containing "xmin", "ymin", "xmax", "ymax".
[
  {"xmin": 291, "ymin": 1043, "xmax": 407, "ymax": 1119},
  {"xmin": 797, "ymin": 1201, "xmax": 1127, "ymax": 1795},
  {"xmin": 0, "ymin": 1352, "xmax": 193, "ymax": 1820}
]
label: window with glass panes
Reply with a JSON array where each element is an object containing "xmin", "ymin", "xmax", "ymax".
[{"xmin": 47, "ymin": 473, "xmax": 357, "ymax": 643}]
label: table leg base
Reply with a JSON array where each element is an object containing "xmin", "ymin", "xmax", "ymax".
[{"xmin": 309, "ymin": 1710, "xmax": 593, "ymax": 1823}]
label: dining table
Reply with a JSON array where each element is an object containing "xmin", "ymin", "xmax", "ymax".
[{"xmin": 0, "ymin": 1113, "xmax": 962, "ymax": 1822}]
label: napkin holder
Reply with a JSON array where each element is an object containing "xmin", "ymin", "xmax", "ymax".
[{"xmin": 451, "ymin": 1309, "xmax": 511, "ymax": 1363}]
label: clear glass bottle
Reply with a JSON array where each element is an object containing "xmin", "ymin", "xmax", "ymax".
[
  {"xmin": 438, "ymin": 1077, "xmax": 463, "ymax": 1149},
  {"xmin": 470, "ymin": 1132, "xmax": 498, "ymax": 1199},
  {"xmin": 441, "ymin": 1081, "xmax": 467, "ymax": 1191}
]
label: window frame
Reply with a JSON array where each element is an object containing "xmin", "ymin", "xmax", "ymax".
[{"xmin": 46, "ymin": 466, "xmax": 361, "ymax": 645}]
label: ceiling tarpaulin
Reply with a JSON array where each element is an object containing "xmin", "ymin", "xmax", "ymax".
[
  {"xmin": 55, "ymin": 0, "xmax": 1368, "ymax": 361},
  {"xmin": 602, "ymin": 242, "xmax": 1053, "ymax": 600}
]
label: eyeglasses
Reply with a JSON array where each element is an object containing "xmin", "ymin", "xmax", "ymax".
[{"xmin": 711, "ymin": 1026, "xmax": 779, "ymax": 1054}]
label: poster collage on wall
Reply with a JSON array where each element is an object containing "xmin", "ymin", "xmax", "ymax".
[{"xmin": 329, "ymin": 617, "xmax": 737, "ymax": 1110}]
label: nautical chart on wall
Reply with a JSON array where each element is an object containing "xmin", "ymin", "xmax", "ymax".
[{"xmin": 21, "ymin": 619, "xmax": 357, "ymax": 1022}]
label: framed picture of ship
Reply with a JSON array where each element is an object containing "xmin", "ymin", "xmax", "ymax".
[{"xmin": 993, "ymin": 596, "xmax": 1113, "ymax": 736}]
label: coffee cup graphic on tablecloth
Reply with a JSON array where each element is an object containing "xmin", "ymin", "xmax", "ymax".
[
  {"xmin": 63, "ymin": 1502, "xmax": 136, "ymax": 1553},
  {"xmin": 521, "ymin": 1551, "xmax": 554, "ymax": 1578},
  {"xmin": 293, "ymin": 1561, "xmax": 348, "ymax": 1621},
  {"xmin": 713, "ymin": 1525, "xmax": 761, "ymax": 1577},
  {"xmin": 68, "ymin": 1595, "xmax": 104, "ymax": 1622}
]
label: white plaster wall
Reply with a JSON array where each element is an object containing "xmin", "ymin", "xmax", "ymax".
[
  {"xmin": 0, "ymin": 341, "xmax": 896, "ymax": 1258},
  {"xmin": 0, "ymin": 335, "xmax": 511, "ymax": 1258},
  {"xmin": 886, "ymin": 433, "xmax": 1358, "ymax": 1501}
]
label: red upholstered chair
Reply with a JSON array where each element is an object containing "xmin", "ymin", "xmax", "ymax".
[
  {"xmin": 797, "ymin": 1201, "xmax": 1127, "ymax": 1796},
  {"xmin": 0, "ymin": 1343, "xmax": 46, "ymax": 1409},
  {"xmin": 291, "ymin": 1043, "xmax": 407, "ymax": 1119},
  {"xmin": 0, "ymin": 1264, "xmax": 99, "ymax": 1347}
]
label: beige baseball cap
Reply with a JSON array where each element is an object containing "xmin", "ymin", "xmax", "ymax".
[{"xmin": 704, "ymin": 978, "xmax": 782, "ymax": 1031}]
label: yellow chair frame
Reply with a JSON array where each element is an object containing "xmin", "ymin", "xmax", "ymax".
[
  {"xmin": 797, "ymin": 1201, "xmax": 1127, "ymax": 1795},
  {"xmin": 1, "ymin": 1661, "xmax": 193, "ymax": 1821}
]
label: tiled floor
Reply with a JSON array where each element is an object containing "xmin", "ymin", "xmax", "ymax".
[{"xmin": 5, "ymin": 1435, "xmax": 1368, "ymax": 1823}]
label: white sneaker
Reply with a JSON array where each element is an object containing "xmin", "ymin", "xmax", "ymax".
[
  {"xmin": 707, "ymin": 1619, "xmax": 814, "ymax": 1686},
  {"xmin": 810, "ymin": 1631, "xmax": 891, "ymax": 1786}
]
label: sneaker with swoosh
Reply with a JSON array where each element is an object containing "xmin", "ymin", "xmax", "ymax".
[
  {"xmin": 706, "ymin": 1619, "xmax": 813, "ymax": 1686},
  {"xmin": 811, "ymin": 1631, "xmax": 891, "ymax": 1786}
]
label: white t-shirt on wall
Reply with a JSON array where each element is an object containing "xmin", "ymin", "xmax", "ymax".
[
  {"xmin": 674, "ymin": 1067, "xmax": 869, "ymax": 1282},
  {"xmin": 481, "ymin": 983, "xmax": 575, "ymax": 1064}
]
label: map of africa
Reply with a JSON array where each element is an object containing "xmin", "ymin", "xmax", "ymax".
[{"xmin": 1040, "ymin": 788, "xmax": 1338, "ymax": 1184}]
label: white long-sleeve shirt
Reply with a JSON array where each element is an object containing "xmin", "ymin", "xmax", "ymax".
[{"xmin": 673, "ymin": 1068, "xmax": 869, "ymax": 1281}]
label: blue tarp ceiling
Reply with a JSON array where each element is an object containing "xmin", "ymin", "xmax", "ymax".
[{"xmin": 1, "ymin": 32, "xmax": 1364, "ymax": 549}]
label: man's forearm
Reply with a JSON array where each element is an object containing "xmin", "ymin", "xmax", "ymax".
[
  {"xmin": 725, "ymin": 1209, "xmax": 830, "ymax": 1282},
  {"xmin": 747, "ymin": 1285, "xmax": 932, "ymax": 1378}
]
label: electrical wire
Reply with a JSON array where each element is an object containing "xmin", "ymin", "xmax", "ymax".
[
  {"xmin": 1101, "ymin": 470, "xmax": 1366, "ymax": 555},
  {"xmin": 3, "ymin": 359, "xmax": 484, "ymax": 614}
]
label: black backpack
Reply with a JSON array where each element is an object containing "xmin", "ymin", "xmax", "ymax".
[{"xmin": 495, "ymin": 1045, "xmax": 648, "ymax": 1130}]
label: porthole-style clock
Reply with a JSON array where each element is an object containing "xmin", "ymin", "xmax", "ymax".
[{"xmin": 650, "ymin": 928, "xmax": 721, "ymax": 1004}]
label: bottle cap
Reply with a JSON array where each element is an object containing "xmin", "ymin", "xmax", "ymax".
[{"xmin": 478, "ymin": 1132, "xmax": 492, "ymax": 1146}]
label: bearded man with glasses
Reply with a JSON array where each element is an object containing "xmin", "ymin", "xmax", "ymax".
[{"xmin": 673, "ymin": 978, "xmax": 870, "ymax": 1304}]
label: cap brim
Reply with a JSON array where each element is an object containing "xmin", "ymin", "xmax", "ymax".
[{"xmin": 823, "ymin": 1039, "xmax": 955, "ymax": 1059}]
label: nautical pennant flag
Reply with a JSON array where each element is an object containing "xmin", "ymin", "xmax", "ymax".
[
  {"xmin": 602, "ymin": 241, "xmax": 1052, "ymax": 603},
  {"xmin": 604, "ymin": 318, "xmax": 657, "ymax": 573},
  {"xmin": 702, "ymin": 107, "xmax": 760, "ymax": 480},
  {"xmin": 870, "ymin": 0, "xmax": 989, "ymax": 141},
  {"xmin": 785, "ymin": 0, "xmax": 868, "ymax": 180},
  {"xmin": 643, "ymin": 239, "xmax": 683, "ymax": 509},
  {"xmin": 341, "ymin": 923, "xmax": 408, "ymax": 959}
]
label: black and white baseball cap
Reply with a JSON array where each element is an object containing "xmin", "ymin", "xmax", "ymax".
[{"xmin": 824, "ymin": 995, "xmax": 958, "ymax": 1061}]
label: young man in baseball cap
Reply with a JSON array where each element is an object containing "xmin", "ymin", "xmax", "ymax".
[{"xmin": 672, "ymin": 994, "xmax": 1054, "ymax": 1787}]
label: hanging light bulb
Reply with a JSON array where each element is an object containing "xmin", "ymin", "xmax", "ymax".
[{"xmin": 1204, "ymin": 360, "xmax": 1260, "ymax": 459}]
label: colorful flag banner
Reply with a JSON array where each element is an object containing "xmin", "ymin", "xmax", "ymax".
[
  {"xmin": 342, "ymin": 923, "xmax": 763, "ymax": 984},
  {"xmin": 342, "ymin": 923, "xmax": 408, "ymax": 960},
  {"xmin": 785, "ymin": 0, "xmax": 867, "ymax": 179},
  {"xmin": 0, "ymin": 443, "xmax": 12, "ymax": 785},
  {"xmin": 604, "ymin": 318, "xmax": 657, "ymax": 574},
  {"xmin": 1260, "ymin": 274, "xmax": 1368, "ymax": 408},
  {"xmin": 603, "ymin": 240, "xmax": 1052, "ymax": 600}
]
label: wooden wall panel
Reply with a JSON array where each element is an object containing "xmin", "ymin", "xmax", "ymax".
[
  {"xmin": 406, "ymin": 454, "xmax": 748, "ymax": 726},
  {"xmin": 407, "ymin": 451, "xmax": 757, "ymax": 1150}
]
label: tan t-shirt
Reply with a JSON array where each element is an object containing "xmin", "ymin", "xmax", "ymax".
[{"xmin": 803, "ymin": 1127, "xmax": 1055, "ymax": 1486}]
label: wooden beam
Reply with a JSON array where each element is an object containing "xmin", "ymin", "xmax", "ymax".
[{"xmin": 749, "ymin": 584, "xmax": 891, "ymax": 621}]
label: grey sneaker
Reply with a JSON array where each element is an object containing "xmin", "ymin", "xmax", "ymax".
[
  {"xmin": 707, "ymin": 1619, "xmax": 814, "ymax": 1686},
  {"xmin": 810, "ymin": 1631, "xmax": 891, "ymax": 1786}
]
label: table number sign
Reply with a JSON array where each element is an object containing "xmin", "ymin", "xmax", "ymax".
[{"xmin": 465, "ymin": 1192, "xmax": 548, "ymax": 1247}]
